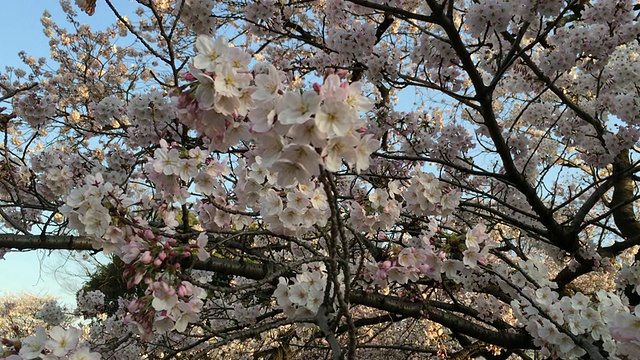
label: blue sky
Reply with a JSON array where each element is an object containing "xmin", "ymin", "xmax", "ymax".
[{"xmin": 0, "ymin": 0, "xmax": 138, "ymax": 307}]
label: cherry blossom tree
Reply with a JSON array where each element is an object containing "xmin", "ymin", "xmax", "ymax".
[
  {"xmin": 0, "ymin": 294, "xmax": 71, "ymax": 340},
  {"xmin": 1, "ymin": 0, "xmax": 640, "ymax": 359}
]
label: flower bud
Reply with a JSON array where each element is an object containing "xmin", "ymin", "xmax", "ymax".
[
  {"xmin": 177, "ymin": 284, "xmax": 187, "ymax": 297},
  {"xmin": 140, "ymin": 251, "xmax": 153, "ymax": 264}
]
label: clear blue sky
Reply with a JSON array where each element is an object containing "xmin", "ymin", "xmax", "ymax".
[{"xmin": 0, "ymin": 0, "xmax": 138, "ymax": 307}]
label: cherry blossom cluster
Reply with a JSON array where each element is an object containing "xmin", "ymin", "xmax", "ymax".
[
  {"xmin": 362, "ymin": 224, "xmax": 495, "ymax": 288},
  {"xmin": 126, "ymin": 279, "xmax": 207, "ymax": 335},
  {"xmin": 12, "ymin": 92, "xmax": 56, "ymax": 129},
  {"xmin": 100, "ymin": 145, "xmax": 139, "ymax": 186},
  {"xmin": 511, "ymin": 288, "xmax": 640, "ymax": 359},
  {"xmin": 229, "ymin": 302, "xmax": 263, "ymax": 327},
  {"xmin": 3, "ymin": 326, "xmax": 100, "ymax": 360},
  {"xmin": 274, "ymin": 262, "xmax": 331, "ymax": 318},
  {"xmin": 75, "ymin": 291, "xmax": 105, "ymax": 317},
  {"xmin": 603, "ymin": 43, "xmax": 640, "ymax": 105},
  {"xmin": 461, "ymin": 224, "xmax": 495, "ymax": 269},
  {"xmin": 405, "ymin": 170, "xmax": 461, "ymax": 217},
  {"xmin": 58, "ymin": 173, "xmax": 128, "ymax": 243},
  {"xmin": 609, "ymin": 305, "xmax": 640, "ymax": 357},
  {"xmin": 58, "ymin": 171, "xmax": 215, "ymax": 337},
  {"xmin": 410, "ymin": 37, "xmax": 463, "ymax": 91},
  {"xmin": 243, "ymin": 0, "xmax": 282, "ymax": 38},
  {"xmin": 146, "ymin": 139, "xmax": 207, "ymax": 204},
  {"xmin": 466, "ymin": 0, "xmax": 513, "ymax": 36},
  {"xmin": 617, "ymin": 261, "xmax": 640, "ymax": 298},
  {"xmin": 504, "ymin": 258, "xmax": 558, "ymax": 292},
  {"xmin": 84, "ymin": 301, "xmax": 144, "ymax": 359},
  {"xmin": 348, "ymin": 183, "xmax": 402, "ymax": 233},
  {"xmin": 30, "ymin": 146, "xmax": 90, "ymax": 200},
  {"xmin": 325, "ymin": 22, "xmax": 377, "ymax": 58},
  {"xmin": 71, "ymin": 230, "xmax": 211, "ymax": 338},
  {"xmin": 474, "ymin": 293, "xmax": 505, "ymax": 322},
  {"xmin": 538, "ymin": 0, "xmax": 639, "ymax": 76},
  {"xmin": 174, "ymin": 0, "xmax": 216, "ymax": 35},
  {"xmin": 115, "ymin": 233, "xmax": 211, "ymax": 334},
  {"xmin": 124, "ymin": 90, "xmax": 177, "ymax": 148},
  {"xmin": 394, "ymin": 109, "xmax": 476, "ymax": 161},
  {"xmin": 257, "ymin": 183, "xmax": 331, "ymax": 235},
  {"xmin": 176, "ymin": 35, "xmax": 379, "ymax": 189},
  {"xmin": 35, "ymin": 301, "xmax": 66, "ymax": 327},
  {"xmin": 91, "ymin": 96, "xmax": 125, "ymax": 129},
  {"xmin": 363, "ymin": 243, "xmax": 444, "ymax": 287}
]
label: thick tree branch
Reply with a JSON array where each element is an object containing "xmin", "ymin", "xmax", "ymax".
[
  {"xmin": 349, "ymin": 291, "xmax": 535, "ymax": 350},
  {"xmin": 0, "ymin": 234, "xmax": 535, "ymax": 350},
  {"xmin": 0, "ymin": 234, "xmax": 93, "ymax": 250},
  {"xmin": 427, "ymin": 0, "xmax": 577, "ymax": 253}
]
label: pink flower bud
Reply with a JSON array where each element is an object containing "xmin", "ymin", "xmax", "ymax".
[
  {"xmin": 127, "ymin": 301, "xmax": 138, "ymax": 313},
  {"xmin": 158, "ymin": 251, "xmax": 167, "ymax": 261},
  {"xmin": 140, "ymin": 251, "xmax": 153, "ymax": 264},
  {"xmin": 177, "ymin": 284, "xmax": 187, "ymax": 297},
  {"xmin": 185, "ymin": 72, "xmax": 196, "ymax": 81},
  {"xmin": 313, "ymin": 82, "xmax": 321, "ymax": 93},
  {"xmin": 154, "ymin": 258, "xmax": 163, "ymax": 267},
  {"xmin": 133, "ymin": 271, "xmax": 144, "ymax": 285}
]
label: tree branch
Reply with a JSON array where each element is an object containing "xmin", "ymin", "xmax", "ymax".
[{"xmin": 0, "ymin": 234, "xmax": 535, "ymax": 350}]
